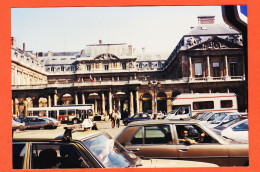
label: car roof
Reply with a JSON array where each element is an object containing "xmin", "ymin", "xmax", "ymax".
[
  {"xmin": 13, "ymin": 129, "xmax": 102, "ymax": 142},
  {"xmin": 127, "ymin": 119, "xmax": 202, "ymax": 126}
]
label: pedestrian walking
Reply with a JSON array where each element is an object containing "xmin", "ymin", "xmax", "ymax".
[{"xmin": 111, "ymin": 110, "xmax": 116, "ymax": 128}]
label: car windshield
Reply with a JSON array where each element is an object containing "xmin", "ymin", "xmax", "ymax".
[
  {"xmin": 215, "ymin": 118, "xmax": 242, "ymax": 129},
  {"xmin": 82, "ymin": 134, "xmax": 140, "ymax": 168},
  {"xmin": 200, "ymin": 112, "xmax": 213, "ymax": 121},
  {"xmin": 197, "ymin": 112, "xmax": 210, "ymax": 120},
  {"xmin": 211, "ymin": 114, "xmax": 227, "ymax": 124}
]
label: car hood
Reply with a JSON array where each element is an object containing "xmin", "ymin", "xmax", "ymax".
[{"xmin": 138, "ymin": 159, "xmax": 218, "ymax": 168}]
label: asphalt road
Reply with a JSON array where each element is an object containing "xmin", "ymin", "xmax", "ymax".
[{"xmin": 13, "ymin": 120, "xmax": 126, "ymax": 139}]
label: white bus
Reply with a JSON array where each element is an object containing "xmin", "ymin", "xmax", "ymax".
[
  {"xmin": 27, "ymin": 104, "xmax": 94, "ymax": 124},
  {"xmin": 166, "ymin": 93, "xmax": 238, "ymax": 119}
]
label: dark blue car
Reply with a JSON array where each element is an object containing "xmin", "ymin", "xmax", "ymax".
[{"xmin": 123, "ymin": 113, "xmax": 152, "ymax": 126}]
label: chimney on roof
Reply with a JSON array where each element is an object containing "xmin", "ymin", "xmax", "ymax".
[
  {"xmin": 11, "ymin": 37, "xmax": 17, "ymax": 48},
  {"xmin": 48, "ymin": 51, "xmax": 53, "ymax": 57},
  {"xmin": 99, "ymin": 40, "xmax": 102, "ymax": 44},
  {"xmin": 198, "ymin": 16, "xmax": 215, "ymax": 24},
  {"xmin": 23, "ymin": 43, "xmax": 26, "ymax": 53},
  {"xmin": 128, "ymin": 45, "xmax": 133, "ymax": 54}
]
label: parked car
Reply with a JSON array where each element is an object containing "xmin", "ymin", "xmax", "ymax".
[
  {"xmin": 123, "ymin": 113, "xmax": 152, "ymax": 126},
  {"xmin": 17, "ymin": 116, "xmax": 56, "ymax": 129},
  {"xmin": 213, "ymin": 118, "xmax": 248, "ymax": 143},
  {"xmin": 12, "ymin": 119, "xmax": 25, "ymax": 130},
  {"xmin": 115, "ymin": 119, "xmax": 248, "ymax": 166},
  {"xmin": 43, "ymin": 117, "xmax": 61, "ymax": 128},
  {"xmin": 12, "ymin": 127, "xmax": 218, "ymax": 169},
  {"xmin": 153, "ymin": 112, "xmax": 165, "ymax": 119},
  {"xmin": 206, "ymin": 112, "xmax": 244, "ymax": 128},
  {"xmin": 198, "ymin": 112, "xmax": 230, "ymax": 124}
]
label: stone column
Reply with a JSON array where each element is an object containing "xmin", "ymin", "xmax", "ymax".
[
  {"xmin": 227, "ymin": 88, "xmax": 230, "ymax": 93},
  {"xmin": 135, "ymin": 90, "xmax": 140, "ymax": 113},
  {"xmin": 166, "ymin": 93, "xmax": 172, "ymax": 114},
  {"xmin": 54, "ymin": 92, "xmax": 58, "ymax": 106},
  {"xmin": 102, "ymin": 93, "xmax": 105, "ymax": 115},
  {"xmin": 48, "ymin": 95, "xmax": 51, "ymax": 107},
  {"xmin": 109, "ymin": 92, "xmax": 112, "ymax": 115},
  {"xmin": 118, "ymin": 99, "xmax": 121, "ymax": 113},
  {"xmin": 23, "ymin": 100, "xmax": 28, "ymax": 118},
  {"xmin": 74, "ymin": 93, "xmax": 78, "ymax": 105},
  {"xmin": 139, "ymin": 100, "xmax": 143, "ymax": 113},
  {"xmin": 207, "ymin": 56, "xmax": 211, "ymax": 80},
  {"xmin": 189, "ymin": 57, "xmax": 193, "ymax": 81},
  {"xmin": 224, "ymin": 55, "xmax": 230, "ymax": 80},
  {"xmin": 130, "ymin": 91, "xmax": 134, "ymax": 116},
  {"xmin": 94, "ymin": 99, "xmax": 98, "ymax": 114},
  {"xmin": 82, "ymin": 93, "xmax": 85, "ymax": 104},
  {"xmin": 151, "ymin": 92, "xmax": 155, "ymax": 114}
]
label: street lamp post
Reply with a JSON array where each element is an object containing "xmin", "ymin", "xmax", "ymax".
[{"xmin": 148, "ymin": 80, "xmax": 161, "ymax": 114}]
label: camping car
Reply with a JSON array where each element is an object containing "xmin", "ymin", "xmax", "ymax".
[{"xmin": 165, "ymin": 93, "xmax": 238, "ymax": 120}]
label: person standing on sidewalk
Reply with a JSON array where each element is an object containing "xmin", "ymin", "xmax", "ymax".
[{"xmin": 116, "ymin": 110, "xmax": 121, "ymax": 128}]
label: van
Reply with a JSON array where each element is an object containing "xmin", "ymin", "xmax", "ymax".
[{"xmin": 165, "ymin": 93, "xmax": 238, "ymax": 119}]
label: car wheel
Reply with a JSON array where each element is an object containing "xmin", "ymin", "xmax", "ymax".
[
  {"xmin": 72, "ymin": 119, "xmax": 79, "ymax": 124},
  {"xmin": 123, "ymin": 122, "xmax": 128, "ymax": 126},
  {"xmin": 53, "ymin": 126, "xmax": 57, "ymax": 129}
]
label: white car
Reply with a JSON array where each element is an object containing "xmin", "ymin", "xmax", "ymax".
[
  {"xmin": 81, "ymin": 119, "xmax": 94, "ymax": 130},
  {"xmin": 213, "ymin": 118, "xmax": 248, "ymax": 143},
  {"xmin": 199, "ymin": 112, "xmax": 231, "ymax": 124},
  {"xmin": 12, "ymin": 119, "xmax": 25, "ymax": 130},
  {"xmin": 206, "ymin": 112, "xmax": 241, "ymax": 128}
]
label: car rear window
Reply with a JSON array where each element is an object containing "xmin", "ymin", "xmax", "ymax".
[{"xmin": 13, "ymin": 143, "xmax": 26, "ymax": 169}]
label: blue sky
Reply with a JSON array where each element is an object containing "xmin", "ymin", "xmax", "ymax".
[{"xmin": 11, "ymin": 6, "xmax": 224, "ymax": 54}]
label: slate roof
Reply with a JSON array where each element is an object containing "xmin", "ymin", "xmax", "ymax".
[
  {"xmin": 186, "ymin": 23, "xmax": 240, "ymax": 36},
  {"xmin": 43, "ymin": 56, "xmax": 77, "ymax": 65}
]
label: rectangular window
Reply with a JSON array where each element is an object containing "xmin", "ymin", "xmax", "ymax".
[
  {"xmin": 104, "ymin": 64, "xmax": 109, "ymax": 70},
  {"xmin": 31, "ymin": 143, "xmax": 89, "ymax": 169},
  {"xmin": 221, "ymin": 100, "xmax": 233, "ymax": 108},
  {"xmin": 144, "ymin": 125, "xmax": 173, "ymax": 144},
  {"xmin": 230, "ymin": 62, "xmax": 238, "ymax": 76},
  {"xmin": 212, "ymin": 62, "xmax": 220, "ymax": 77},
  {"xmin": 122, "ymin": 63, "xmax": 126, "ymax": 69},
  {"xmin": 86, "ymin": 65, "xmax": 91, "ymax": 71},
  {"xmin": 193, "ymin": 101, "xmax": 214, "ymax": 110},
  {"xmin": 13, "ymin": 143, "xmax": 26, "ymax": 169},
  {"xmin": 68, "ymin": 110, "xmax": 76, "ymax": 115},
  {"xmin": 59, "ymin": 110, "xmax": 66, "ymax": 115},
  {"xmin": 194, "ymin": 62, "xmax": 202, "ymax": 77}
]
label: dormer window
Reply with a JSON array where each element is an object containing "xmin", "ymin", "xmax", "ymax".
[
  {"xmin": 104, "ymin": 64, "xmax": 109, "ymax": 70},
  {"xmin": 122, "ymin": 63, "xmax": 126, "ymax": 70},
  {"xmin": 87, "ymin": 65, "xmax": 91, "ymax": 71}
]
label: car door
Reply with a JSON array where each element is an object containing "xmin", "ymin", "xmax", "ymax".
[
  {"xmin": 174, "ymin": 124, "xmax": 230, "ymax": 166},
  {"xmin": 27, "ymin": 118, "xmax": 39, "ymax": 129},
  {"xmin": 124, "ymin": 125, "xmax": 178, "ymax": 159}
]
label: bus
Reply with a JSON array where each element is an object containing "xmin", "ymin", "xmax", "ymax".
[
  {"xmin": 27, "ymin": 104, "xmax": 94, "ymax": 124},
  {"xmin": 166, "ymin": 93, "xmax": 238, "ymax": 119}
]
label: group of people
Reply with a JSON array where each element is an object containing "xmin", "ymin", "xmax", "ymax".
[{"xmin": 109, "ymin": 110, "xmax": 121, "ymax": 128}]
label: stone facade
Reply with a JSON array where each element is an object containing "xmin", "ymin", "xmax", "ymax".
[{"xmin": 12, "ymin": 16, "xmax": 247, "ymax": 118}]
